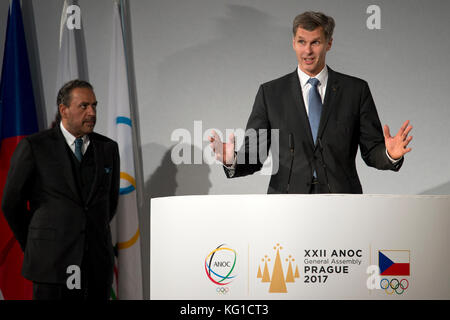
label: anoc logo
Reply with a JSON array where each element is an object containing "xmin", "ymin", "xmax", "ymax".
[{"xmin": 204, "ymin": 244, "xmax": 237, "ymax": 288}]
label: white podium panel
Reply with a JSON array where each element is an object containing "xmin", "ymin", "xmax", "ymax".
[{"xmin": 150, "ymin": 195, "xmax": 450, "ymax": 300}]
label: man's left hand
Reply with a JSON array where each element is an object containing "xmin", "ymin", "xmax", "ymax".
[{"xmin": 384, "ymin": 120, "xmax": 413, "ymax": 160}]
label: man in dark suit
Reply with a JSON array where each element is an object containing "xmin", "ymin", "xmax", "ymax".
[
  {"xmin": 1, "ymin": 80, "xmax": 120, "ymax": 299},
  {"xmin": 209, "ymin": 11, "xmax": 413, "ymax": 194}
]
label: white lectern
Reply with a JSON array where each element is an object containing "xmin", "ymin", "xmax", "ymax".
[{"xmin": 150, "ymin": 194, "xmax": 450, "ymax": 300}]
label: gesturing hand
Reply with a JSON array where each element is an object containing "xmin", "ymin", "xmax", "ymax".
[
  {"xmin": 208, "ymin": 130, "xmax": 235, "ymax": 166},
  {"xmin": 384, "ymin": 120, "xmax": 413, "ymax": 160}
]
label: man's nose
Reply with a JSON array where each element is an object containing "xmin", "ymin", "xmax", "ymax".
[
  {"xmin": 86, "ymin": 105, "xmax": 96, "ymax": 115},
  {"xmin": 305, "ymin": 44, "xmax": 312, "ymax": 54}
]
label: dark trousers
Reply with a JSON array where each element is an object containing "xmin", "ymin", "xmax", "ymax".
[{"xmin": 32, "ymin": 246, "xmax": 111, "ymax": 300}]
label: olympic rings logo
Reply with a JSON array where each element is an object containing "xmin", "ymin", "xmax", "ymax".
[
  {"xmin": 380, "ymin": 278, "xmax": 409, "ymax": 295},
  {"xmin": 216, "ymin": 287, "xmax": 230, "ymax": 295}
]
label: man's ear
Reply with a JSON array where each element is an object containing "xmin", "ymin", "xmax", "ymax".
[
  {"xmin": 59, "ymin": 104, "xmax": 67, "ymax": 119},
  {"xmin": 326, "ymin": 37, "xmax": 333, "ymax": 51}
]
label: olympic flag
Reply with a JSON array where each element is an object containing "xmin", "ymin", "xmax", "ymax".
[{"xmin": 107, "ymin": 0, "xmax": 143, "ymax": 299}]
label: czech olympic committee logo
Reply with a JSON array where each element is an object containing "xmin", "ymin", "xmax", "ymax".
[
  {"xmin": 367, "ymin": 249, "xmax": 411, "ymax": 296},
  {"xmin": 204, "ymin": 244, "xmax": 237, "ymax": 293},
  {"xmin": 378, "ymin": 250, "xmax": 410, "ymax": 295}
]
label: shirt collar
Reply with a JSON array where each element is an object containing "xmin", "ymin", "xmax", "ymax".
[
  {"xmin": 60, "ymin": 121, "xmax": 88, "ymax": 146},
  {"xmin": 297, "ymin": 65, "xmax": 328, "ymax": 89}
]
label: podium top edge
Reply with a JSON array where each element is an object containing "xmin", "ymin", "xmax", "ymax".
[{"xmin": 150, "ymin": 194, "xmax": 450, "ymax": 202}]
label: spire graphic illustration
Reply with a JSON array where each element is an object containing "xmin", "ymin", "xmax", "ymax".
[
  {"xmin": 285, "ymin": 255, "xmax": 295, "ymax": 283},
  {"xmin": 269, "ymin": 244, "xmax": 287, "ymax": 293},
  {"xmin": 294, "ymin": 264, "xmax": 300, "ymax": 278},
  {"xmin": 261, "ymin": 256, "xmax": 270, "ymax": 282}
]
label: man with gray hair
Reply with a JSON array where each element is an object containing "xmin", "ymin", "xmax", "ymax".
[{"xmin": 209, "ymin": 11, "xmax": 412, "ymax": 193}]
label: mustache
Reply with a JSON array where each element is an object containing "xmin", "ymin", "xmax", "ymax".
[{"xmin": 83, "ymin": 117, "xmax": 96, "ymax": 123}]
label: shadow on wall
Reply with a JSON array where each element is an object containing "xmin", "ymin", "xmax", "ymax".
[
  {"xmin": 140, "ymin": 142, "xmax": 212, "ymax": 299},
  {"xmin": 145, "ymin": 143, "xmax": 212, "ymax": 199},
  {"xmin": 420, "ymin": 181, "xmax": 450, "ymax": 195},
  {"xmin": 146, "ymin": 146, "xmax": 178, "ymax": 199}
]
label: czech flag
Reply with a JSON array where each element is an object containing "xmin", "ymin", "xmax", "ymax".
[
  {"xmin": 378, "ymin": 250, "xmax": 410, "ymax": 276},
  {"xmin": 0, "ymin": 0, "xmax": 38, "ymax": 300}
]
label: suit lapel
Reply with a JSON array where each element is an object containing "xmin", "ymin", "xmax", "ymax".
[
  {"xmin": 317, "ymin": 66, "xmax": 340, "ymax": 144},
  {"xmin": 53, "ymin": 126, "xmax": 83, "ymax": 204}
]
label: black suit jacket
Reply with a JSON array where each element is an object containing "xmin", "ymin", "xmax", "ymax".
[
  {"xmin": 227, "ymin": 66, "xmax": 403, "ymax": 193},
  {"xmin": 1, "ymin": 125, "xmax": 120, "ymax": 284}
]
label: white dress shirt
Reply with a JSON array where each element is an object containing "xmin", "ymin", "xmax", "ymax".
[{"xmin": 60, "ymin": 121, "xmax": 90, "ymax": 156}]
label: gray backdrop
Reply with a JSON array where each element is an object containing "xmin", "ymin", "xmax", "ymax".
[{"xmin": 1, "ymin": 0, "xmax": 449, "ymax": 300}]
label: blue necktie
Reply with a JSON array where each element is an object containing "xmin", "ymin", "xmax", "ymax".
[
  {"xmin": 74, "ymin": 137, "xmax": 83, "ymax": 162},
  {"xmin": 307, "ymin": 78, "xmax": 322, "ymax": 144}
]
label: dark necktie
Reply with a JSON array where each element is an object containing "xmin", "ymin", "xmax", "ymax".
[
  {"xmin": 307, "ymin": 78, "xmax": 322, "ymax": 144},
  {"xmin": 74, "ymin": 137, "xmax": 83, "ymax": 162}
]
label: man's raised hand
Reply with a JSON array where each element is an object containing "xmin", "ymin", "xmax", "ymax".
[
  {"xmin": 384, "ymin": 120, "xmax": 413, "ymax": 160},
  {"xmin": 208, "ymin": 130, "xmax": 235, "ymax": 166}
]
